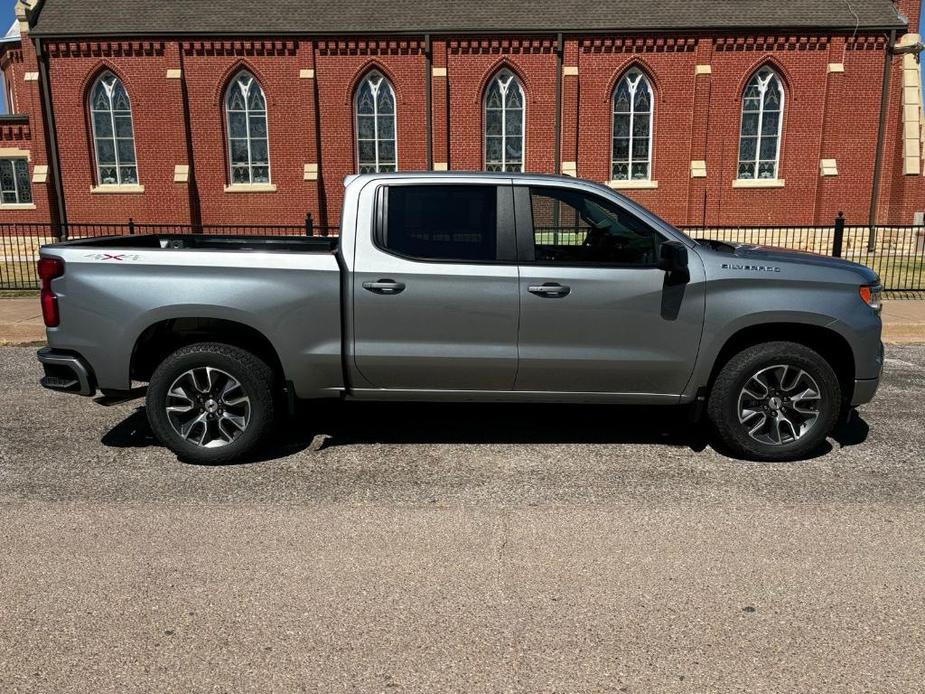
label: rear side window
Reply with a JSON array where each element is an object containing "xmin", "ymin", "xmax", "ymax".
[{"xmin": 384, "ymin": 185, "xmax": 498, "ymax": 262}]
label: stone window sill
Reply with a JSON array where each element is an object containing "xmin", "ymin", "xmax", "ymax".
[
  {"xmin": 0, "ymin": 203, "xmax": 37, "ymax": 210},
  {"xmin": 224, "ymin": 183, "xmax": 278, "ymax": 193},
  {"xmin": 607, "ymin": 179, "xmax": 659, "ymax": 190},
  {"xmin": 732, "ymin": 178, "xmax": 785, "ymax": 189},
  {"xmin": 91, "ymin": 184, "xmax": 145, "ymax": 194}
]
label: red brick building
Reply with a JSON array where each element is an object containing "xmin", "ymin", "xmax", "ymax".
[{"xmin": 1, "ymin": 0, "xmax": 923, "ymax": 230}]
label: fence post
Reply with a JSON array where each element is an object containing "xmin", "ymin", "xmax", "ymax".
[
  {"xmin": 832, "ymin": 211, "xmax": 844, "ymax": 258},
  {"xmin": 128, "ymin": 218, "xmax": 135, "ymax": 236},
  {"xmin": 867, "ymin": 224, "xmax": 877, "ymax": 253},
  {"xmin": 305, "ymin": 212, "xmax": 314, "ymax": 237}
]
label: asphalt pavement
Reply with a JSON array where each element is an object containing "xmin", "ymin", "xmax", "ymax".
[{"xmin": 1, "ymin": 345, "xmax": 924, "ymax": 693}]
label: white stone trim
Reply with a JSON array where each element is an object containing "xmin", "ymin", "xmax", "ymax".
[
  {"xmin": 695, "ymin": 65, "xmax": 712, "ymax": 76},
  {"xmin": 224, "ymin": 183, "xmax": 278, "ymax": 193},
  {"xmin": 90, "ymin": 184, "xmax": 145, "ymax": 194},
  {"xmin": 32, "ymin": 164, "xmax": 48, "ymax": 184},
  {"xmin": 432, "ymin": 162, "xmax": 448, "ymax": 171},
  {"xmin": 24, "ymin": 72, "xmax": 38, "ymax": 82},
  {"xmin": 562, "ymin": 66, "xmax": 579, "ymax": 77},
  {"xmin": 0, "ymin": 147, "xmax": 30, "ymax": 160},
  {"xmin": 561, "ymin": 161, "xmax": 577, "ymax": 177},
  {"xmin": 732, "ymin": 178, "xmax": 785, "ymax": 189},
  {"xmin": 432, "ymin": 67, "xmax": 447, "ymax": 78},
  {"xmin": 0, "ymin": 202, "xmax": 36, "ymax": 210},
  {"xmin": 827, "ymin": 63, "xmax": 845, "ymax": 74},
  {"xmin": 690, "ymin": 160, "xmax": 707, "ymax": 178},
  {"xmin": 166, "ymin": 69, "xmax": 182, "ymax": 80},
  {"xmin": 898, "ymin": 34, "xmax": 922, "ymax": 176},
  {"xmin": 607, "ymin": 179, "xmax": 659, "ymax": 190},
  {"xmin": 303, "ymin": 163, "xmax": 318, "ymax": 180},
  {"xmin": 173, "ymin": 165, "xmax": 189, "ymax": 183},
  {"xmin": 299, "ymin": 69, "xmax": 315, "ymax": 79},
  {"xmin": 819, "ymin": 159, "xmax": 838, "ymax": 177}
]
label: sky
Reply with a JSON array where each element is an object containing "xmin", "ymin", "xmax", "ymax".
[{"xmin": 0, "ymin": 0, "xmax": 924, "ymax": 112}]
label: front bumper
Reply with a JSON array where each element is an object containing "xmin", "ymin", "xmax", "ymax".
[
  {"xmin": 37, "ymin": 347, "xmax": 97, "ymax": 396},
  {"xmin": 850, "ymin": 341, "xmax": 884, "ymax": 406}
]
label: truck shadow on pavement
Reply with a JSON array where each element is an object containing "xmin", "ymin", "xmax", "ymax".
[{"xmin": 100, "ymin": 400, "xmax": 871, "ymax": 465}]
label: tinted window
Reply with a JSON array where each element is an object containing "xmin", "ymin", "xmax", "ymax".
[
  {"xmin": 385, "ymin": 185, "xmax": 498, "ymax": 262},
  {"xmin": 529, "ymin": 187, "xmax": 661, "ymax": 266}
]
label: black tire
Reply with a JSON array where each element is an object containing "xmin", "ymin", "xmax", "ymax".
[
  {"xmin": 146, "ymin": 343, "xmax": 276, "ymax": 464},
  {"xmin": 707, "ymin": 341, "xmax": 841, "ymax": 461}
]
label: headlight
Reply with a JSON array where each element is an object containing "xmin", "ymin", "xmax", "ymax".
[{"xmin": 859, "ymin": 284, "xmax": 882, "ymax": 314}]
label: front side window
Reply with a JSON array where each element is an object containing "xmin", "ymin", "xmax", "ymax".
[
  {"xmin": 738, "ymin": 67, "xmax": 784, "ymax": 180},
  {"xmin": 355, "ymin": 71, "xmax": 397, "ymax": 174},
  {"xmin": 89, "ymin": 72, "xmax": 138, "ymax": 185},
  {"xmin": 384, "ymin": 185, "xmax": 498, "ymax": 262},
  {"xmin": 225, "ymin": 71, "xmax": 270, "ymax": 184},
  {"xmin": 529, "ymin": 187, "xmax": 661, "ymax": 266},
  {"xmin": 0, "ymin": 159, "xmax": 31, "ymax": 205},
  {"xmin": 612, "ymin": 68, "xmax": 653, "ymax": 181},
  {"xmin": 485, "ymin": 70, "xmax": 524, "ymax": 172}
]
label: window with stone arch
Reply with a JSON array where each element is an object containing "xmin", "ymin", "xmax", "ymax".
[
  {"xmin": 611, "ymin": 68, "xmax": 654, "ymax": 181},
  {"xmin": 89, "ymin": 72, "xmax": 139, "ymax": 186},
  {"xmin": 738, "ymin": 67, "xmax": 784, "ymax": 180},
  {"xmin": 484, "ymin": 69, "xmax": 524, "ymax": 172},
  {"xmin": 355, "ymin": 70, "xmax": 397, "ymax": 174},
  {"xmin": 224, "ymin": 70, "xmax": 271, "ymax": 185}
]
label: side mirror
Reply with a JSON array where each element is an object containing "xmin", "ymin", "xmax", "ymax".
[{"xmin": 658, "ymin": 241, "xmax": 689, "ymax": 273}]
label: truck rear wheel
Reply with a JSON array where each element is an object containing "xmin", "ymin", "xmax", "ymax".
[
  {"xmin": 707, "ymin": 341, "xmax": 841, "ymax": 461},
  {"xmin": 146, "ymin": 343, "xmax": 276, "ymax": 464}
]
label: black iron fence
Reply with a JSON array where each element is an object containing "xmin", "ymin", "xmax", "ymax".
[
  {"xmin": 680, "ymin": 215, "xmax": 925, "ymax": 294},
  {"xmin": 1, "ymin": 214, "xmax": 923, "ymax": 292}
]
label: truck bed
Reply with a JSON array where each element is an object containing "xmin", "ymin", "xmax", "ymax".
[{"xmin": 50, "ymin": 234, "xmax": 339, "ymax": 254}]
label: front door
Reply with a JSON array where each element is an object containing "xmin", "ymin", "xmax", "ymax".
[
  {"xmin": 352, "ymin": 182, "xmax": 520, "ymax": 391},
  {"xmin": 514, "ymin": 184, "xmax": 705, "ymax": 396}
]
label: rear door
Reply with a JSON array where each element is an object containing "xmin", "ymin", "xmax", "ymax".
[
  {"xmin": 351, "ymin": 182, "xmax": 520, "ymax": 391},
  {"xmin": 513, "ymin": 184, "xmax": 705, "ymax": 396}
]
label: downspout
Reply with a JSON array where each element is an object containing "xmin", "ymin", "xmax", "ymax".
[
  {"xmin": 177, "ymin": 44, "xmax": 202, "ymax": 231},
  {"xmin": 424, "ymin": 34, "xmax": 432, "ymax": 170},
  {"xmin": 34, "ymin": 36, "xmax": 67, "ymax": 238},
  {"xmin": 553, "ymin": 32, "xmax": 563, "ymax": 174},
  {"xmin": 867, "ymin": 28, "xmax": 897, "ymax": 250}
]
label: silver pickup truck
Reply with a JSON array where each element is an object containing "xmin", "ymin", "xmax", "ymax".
[{"xmin": 37, "ymin": 173, "xmax": 883, "ymax": 463}]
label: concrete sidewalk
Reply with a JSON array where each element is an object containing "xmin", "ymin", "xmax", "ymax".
[{"xmin": 2, "ymin": 296, "xmax": 925, "ymax": 346}]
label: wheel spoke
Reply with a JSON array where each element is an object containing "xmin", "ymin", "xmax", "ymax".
[
  {"xmin": 777, "ymin": 411, "xmax": 798, "ymax": 442},
  {"xmin": 180, "ymin": 412, "xmax": 208, "ymax": 441},
  {"xmin": 746, "ymin": 413, "xmax": 768, "ymax": 437}
]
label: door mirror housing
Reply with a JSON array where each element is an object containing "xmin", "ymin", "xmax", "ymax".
[{"xmin": 658, "ymin": 241, "xmax": 689, "ymax": 273}]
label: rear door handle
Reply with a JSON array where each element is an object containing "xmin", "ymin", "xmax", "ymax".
[
  {"xmin": 528, "ymin": 283, "xmax": 571, "ymax": 298},
  {"xmin": 363, "ymin": 279, "xmax": 406, "ymax": 295}
]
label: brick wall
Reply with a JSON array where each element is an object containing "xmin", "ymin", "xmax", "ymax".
[
  {"xmin": 0, "ymin": 17, "xmax": 922, "ymax": 230},
  {"xmin": 0, "ymin": 36, "xmax": 54, "ymax": 225}
]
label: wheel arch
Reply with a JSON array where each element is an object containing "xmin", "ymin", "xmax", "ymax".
[
  {"xmin": 705, "ymin": 322, "xmax": 855, "ymax": 397},
  {"xmin": 130, "ymin": 317, "xmax": 286, "ymax": 385}
]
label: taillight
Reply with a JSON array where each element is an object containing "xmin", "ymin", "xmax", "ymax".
[
  {"xmin": 858, "ymin": 284, "xmax": 882, "ymax": 315},
  {"xmin": 37, "ymin": 257, "xmax": 64, "ymax": 327}
]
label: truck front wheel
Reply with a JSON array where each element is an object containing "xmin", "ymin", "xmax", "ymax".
[
  {"xmin": 146, "ymin": 343, "xmax": 276, "ymax": 464},
  {"xmin": 707, "ymin": 341, "xmax": 842, "ymax": 461}
]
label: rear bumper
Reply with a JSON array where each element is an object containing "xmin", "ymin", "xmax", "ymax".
[{"xmin": 37, "ymin": 347, "xmax": 97, "ymax": 396}]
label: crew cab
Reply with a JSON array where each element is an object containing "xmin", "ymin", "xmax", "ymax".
[{"xmin": 37, "ymin": 173, "xmax": 883, "ymax": 462}]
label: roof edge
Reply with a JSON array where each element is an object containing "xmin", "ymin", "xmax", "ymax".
[{"xmin": 28, "ymin": 22, "xmax": 908, "ymax": 40}]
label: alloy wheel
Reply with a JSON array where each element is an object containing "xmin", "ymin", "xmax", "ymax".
[
  {"xmin": 165, "ymin": 367, "xmax": 251, "ymax": 448},
  {"xmin": 737, "ymin": 364, "xmax": 822, "ymax": 446}
]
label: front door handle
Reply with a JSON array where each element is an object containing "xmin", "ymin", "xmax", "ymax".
[
  {"xmin": 528, "ymin": 283, "xmax": 571, "ymax": 298},
  {"xmin": 363, "ymin": 279, "xmax": 406, "ymax": 295}
]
